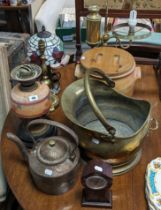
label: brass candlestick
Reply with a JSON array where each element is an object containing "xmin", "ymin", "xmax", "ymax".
[
  {"xmin": 38, "ymin": 40, "xmax": 53, "ymax": 88},
  {"xmin": 38, "ymin": 40, "xmax": 59, "ymax": 112}
]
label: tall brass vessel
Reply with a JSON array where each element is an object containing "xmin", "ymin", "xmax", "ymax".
[{"xmin": 86, "ymin": 5, "xmax": 102, "ymax": 47}]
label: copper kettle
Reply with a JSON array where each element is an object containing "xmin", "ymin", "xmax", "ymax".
[{"xmin": 7, "ymin": 119, "xmax": 80, "ymax": 195}]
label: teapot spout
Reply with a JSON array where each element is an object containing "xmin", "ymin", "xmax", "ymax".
[{"xmin": 7, "ymin": 132, "xmax": 29, "ymax": 162}]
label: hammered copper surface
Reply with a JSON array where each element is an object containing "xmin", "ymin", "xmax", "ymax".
[{"xmin": 7, "ymin": 119, "xmax": 80, "ymax": 195}]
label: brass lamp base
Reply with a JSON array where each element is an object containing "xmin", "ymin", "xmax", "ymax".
[{"xmin": 50, "ymin": 92, "xmax": 59, "ymax": 112}]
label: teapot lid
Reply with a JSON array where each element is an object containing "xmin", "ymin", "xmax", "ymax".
[{"xmin": 36, "ymin": 137, "xmax": 69, "ymax": 165}]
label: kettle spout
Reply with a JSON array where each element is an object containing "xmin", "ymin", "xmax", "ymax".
[{"xmin": 7, "ymin": 132, "xmax": 29, "ymax": 162}]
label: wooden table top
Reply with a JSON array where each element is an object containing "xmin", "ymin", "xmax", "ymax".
[{"xmin": 1, "ymin": 63, "xmax": 161, "ymax": 210}]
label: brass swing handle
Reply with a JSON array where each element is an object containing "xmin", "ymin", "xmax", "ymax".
[{"xmin": 84, "ymin": 68, "xmax": 116, "ymax": 140}]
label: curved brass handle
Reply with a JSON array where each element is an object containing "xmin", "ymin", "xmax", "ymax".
[{"xmin": 84, "ymin": 68, "xmax": 116, "ymax": 140}]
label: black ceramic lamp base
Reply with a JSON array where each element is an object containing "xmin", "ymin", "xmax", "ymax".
[{"xmin": 81, "ymin": 188, "xmax": 112, "ymax": 208}]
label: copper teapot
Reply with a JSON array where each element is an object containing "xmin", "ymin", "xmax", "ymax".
[{"xmin": 7, "ymin": 119, "xmax": 80, "ymax": 195}]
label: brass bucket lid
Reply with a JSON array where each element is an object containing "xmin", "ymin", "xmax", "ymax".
[{"xmin": 80, "ymin": 47, "xmax": 135, "ymax": 79}]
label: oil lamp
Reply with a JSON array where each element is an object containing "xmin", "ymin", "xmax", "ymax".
[{"xmin": 10, "ymin": 63, "xmax": 56, "ymax": 148}]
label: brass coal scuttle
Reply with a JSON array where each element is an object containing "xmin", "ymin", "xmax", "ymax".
[{"xmin": 61, "ymin": 68, "xmax": 151, "ymax": 175}]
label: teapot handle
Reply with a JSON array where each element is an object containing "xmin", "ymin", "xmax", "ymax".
[
  {"xmin": 84, "ymin": 68, "xmax": 116, "ymax": 140},
  {"xmin": 26, "ymin": 119, "xmax": 79, "ymax": 146}
]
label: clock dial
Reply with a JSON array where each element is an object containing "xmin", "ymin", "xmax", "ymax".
[{"xmin": 85, "ymin": 175, "xmax": 108, "ymax": 190}]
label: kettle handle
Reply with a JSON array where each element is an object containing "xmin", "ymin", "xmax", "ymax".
[
  {"xmin": 84, "ymin": 68, "xmax": 116, "ymax": 140},
  {"xmin": 26, "ymin": 119, "xmax": 79, "ymax": 146}
]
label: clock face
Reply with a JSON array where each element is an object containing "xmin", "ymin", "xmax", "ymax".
[{"xmin": 85, "ymin": 175, "xmax": 108, "ymax": 190}]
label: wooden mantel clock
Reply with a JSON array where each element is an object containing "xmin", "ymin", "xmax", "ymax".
[{"xmin": 81, "ymin": 159, "xmax": 113, "ymax": 208}]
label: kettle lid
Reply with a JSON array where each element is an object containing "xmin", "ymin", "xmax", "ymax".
[{"xmin": 36, "ymin": 137, "xmax": 69, "ymax": 165}]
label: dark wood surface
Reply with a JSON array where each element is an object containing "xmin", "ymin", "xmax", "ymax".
[
  {"xmin": 1, "ymin": 63, "xmax": 161, "ymax": 210},
  {"xmin": 0, "ymin": 4, "xmax": 32, "ymax": 34}
]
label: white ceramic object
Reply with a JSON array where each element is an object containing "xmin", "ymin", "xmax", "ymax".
[{"xmin": 145, "ymin": 157, "xmax": 161, "ymax": 210}]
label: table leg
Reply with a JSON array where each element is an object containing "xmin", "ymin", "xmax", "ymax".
[
  {"xmin": 154, "ymin": 52, "xmax": 161, "ymax": 99},
  {"xmin": 76, "ymin": 43, "xmax": 82, "ymax": 63}
]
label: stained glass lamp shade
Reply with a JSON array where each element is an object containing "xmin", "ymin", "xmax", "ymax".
[{"xmin": 27, "ymin": 28, "xmax": 64, "ymax": 66}]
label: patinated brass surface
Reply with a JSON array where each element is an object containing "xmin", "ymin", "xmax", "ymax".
[
  {"xmin": 61, "ymin": 71, "xmax": 151, "ymax": 175},
  {"xmin": 112, "ymin": 22, "xmax": 152, "ymax": 41},
  {"xmin": 86, "ymin": 5, "xmax": 102, "ymax": 47}
]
